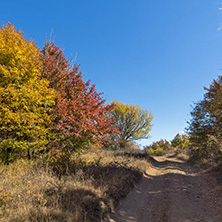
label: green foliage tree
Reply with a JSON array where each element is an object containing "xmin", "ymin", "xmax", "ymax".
[
  {"xmin": 171, "ymin": 134, "xmax": 189, "ymax": 149},
  {"xmin": 187, "ymin": 75, "xmax": 222, "ymax": 160},
  {"xmin": 145, "ymin": 139, "xmax": 171, "ymax": 156},
  {"xmin": 109, "ymin": 101, "xmax": 153, "ymax": 146},
  {"xmin": 152, "ymin": 139, "xmax": 171, "ymax": 150},
  {"xmin": 0, "ymin": 23, "xmax": 56, "ymax": 162}
]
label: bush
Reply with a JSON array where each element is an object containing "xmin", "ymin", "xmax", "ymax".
[
  {"xmin": 148, "ymin": 147, "xmax": 164, "ymax": 156},
  {"xmin": 145, "ymin": 139, "xmax": 171, "ymax": 156}
]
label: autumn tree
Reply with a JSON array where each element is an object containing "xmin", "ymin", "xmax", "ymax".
[
  {"xmin": 171, "ymin": 134, "xmax": 189, "ymax": 149},
  {"xmin": 41, "ymin": 41, "xmax": 116, "ymax": 152},
  {"xmin": 109, "ymin": 101, "xmax": 153, "ymax": 146},
  {"xmin": 144, "ymin": 139, "xmax": 171, "ymax": 156},
  {"xmin": 152, "ymin": 139, "xmax": 171, "ymax": 150},
  {"xmin": 187, "ymin": 75, "xmax": 222, "ymax": 160},
  {"xmin": 0, "ymin": 23, "xmax": 56, "ymax": 162}
]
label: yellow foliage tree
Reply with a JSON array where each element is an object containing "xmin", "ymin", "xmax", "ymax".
[
  {"xmin": 109, "ymin": 101, "xmax": 153, "ymax": 144},
  {"xmin": 171, "ymin": 134, "xmax": 189, "ymax": 149},
  {"xmin": 0, "ymin": 23, "xmax": 56, "ymax": 162}
]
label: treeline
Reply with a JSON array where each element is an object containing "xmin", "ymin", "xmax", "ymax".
[
  {"xmin": 0, "ymin": 23, "xmax": 153, "ymax": 163},
  {"xmin": 0, "ymin": 23, "xmax": 116, "ymax": 163},
  {"xmin": 146, "ymin": 74, "xmax": 222, "ymax": 162},
  {"xmin": 2, "ymin": 23, "xmax": 220, "ymax": 164},
  {"xmin": 145, "ymin": 134, "xmax": 189, "ymax": 156},
  {"xmin": 187, "ymin": 75, "xmax": 222, "ymax": 161}
]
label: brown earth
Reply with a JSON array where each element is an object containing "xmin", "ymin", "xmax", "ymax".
[{"xmin": 106, "ymin": 156, "xmax": 222, "ymax": 222}]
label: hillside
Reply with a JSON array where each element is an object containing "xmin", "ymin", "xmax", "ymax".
[{"xmin": 0, "ymin": 149, "xmax": 150, "ymax": 221}]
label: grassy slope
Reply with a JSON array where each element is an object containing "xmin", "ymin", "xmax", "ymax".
[{"xmin": 0, "ymin": 149, "xmax": 150, "ymax": 222}]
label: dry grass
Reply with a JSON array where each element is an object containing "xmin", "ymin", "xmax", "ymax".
[
  {"xmin": 176, "ymin": 153, "xmax": 190, "ymax": 161},
  {"xmin": 165, "ymin": 148, "xmax": 191, "ymax": 162},
  {"xmin": 0, "ymin": 149, "xmax": 150, "ymax": 222}
]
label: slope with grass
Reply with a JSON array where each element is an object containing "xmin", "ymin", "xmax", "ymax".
[{"xmin": 0, "ymin": 149, "xmax": 150, "ymax": 222}]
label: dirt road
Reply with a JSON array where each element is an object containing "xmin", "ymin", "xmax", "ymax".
[{"xmin": 107, "ymin": 156, "xmax": 222, "ymax": 222}]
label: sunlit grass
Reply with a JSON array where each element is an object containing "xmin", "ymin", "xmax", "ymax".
[{"xmin": 0, "ymin": 149, "xmax": 150, "ymax": 222}]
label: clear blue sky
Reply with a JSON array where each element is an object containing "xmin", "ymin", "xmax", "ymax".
[{"xmin": 1, "ymin": 0, "xmax": 222, "ymax": 146}]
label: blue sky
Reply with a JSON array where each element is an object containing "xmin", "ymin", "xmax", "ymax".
[{"xmin": 1, "ymin": 0, "xmax": 222, "ymax": 146}]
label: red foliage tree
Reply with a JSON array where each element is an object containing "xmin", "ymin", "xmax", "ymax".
[{"xmin": 41, "ymin": 41, "xmax": 116, "ymax": 149}]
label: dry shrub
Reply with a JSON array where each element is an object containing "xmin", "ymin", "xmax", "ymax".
[
  {"xmin": 0, "ymin": 149, "xmax": 150, "ymax": 222},
  {"xmin": 174, "ymin": 149, "xmax": 190, "ymax": 161},
  {"xmin": 176, "ymin": 153, "xmax": 190, "ymax": 161}
]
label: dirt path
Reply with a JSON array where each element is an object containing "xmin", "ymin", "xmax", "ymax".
[{"xmin": 107, "ymin": 156, "xmax": 222, "ymax": 222}]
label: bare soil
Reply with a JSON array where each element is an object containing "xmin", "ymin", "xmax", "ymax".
[{"xmin": 107, "ymin": 156, "xmax": 222, "ymax": 222}]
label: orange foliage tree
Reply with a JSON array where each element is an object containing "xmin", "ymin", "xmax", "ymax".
[{"xmin": 41, "ymin": 41, "xmax": 117, "ymax": 151}]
